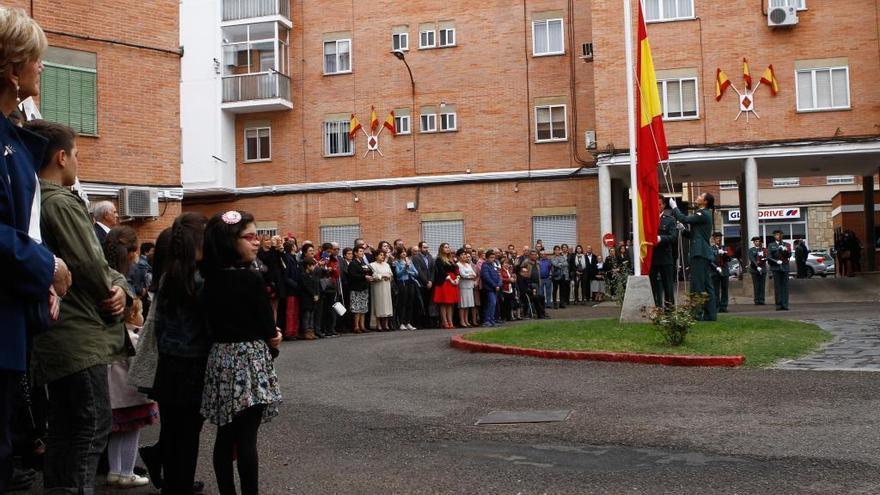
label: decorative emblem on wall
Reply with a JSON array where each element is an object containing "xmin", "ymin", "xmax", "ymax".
[
  {"xmin": 349, "ymin": 106, "xmax": 396, "ymax": 158},
  {"xmin": 715, "ymin": 58, "xmax": 779, "ymax": 122}
]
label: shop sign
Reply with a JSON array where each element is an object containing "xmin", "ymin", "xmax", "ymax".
[{"xmin": 727, "ymin": 207, "xmax": 801, "ymax": 222}]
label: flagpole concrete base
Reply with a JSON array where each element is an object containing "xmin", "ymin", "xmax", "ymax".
[{"xmin": 619, "ymin": 275, "xmax": 656, "ymax": 324}]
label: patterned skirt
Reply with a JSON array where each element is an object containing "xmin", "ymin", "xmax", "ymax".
[
  {"xmin": 201, "ymin": 340, "xmax": 282, "ymax": 427},
  {"xmin": 350, "ymin": 289, "xmax": 369, "ymax": 314}
]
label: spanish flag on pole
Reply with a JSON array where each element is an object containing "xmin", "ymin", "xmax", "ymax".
[
  {"xmin": 370, "ymin": 106, "xmax": 379, "ymax": 133},
  {"xmin": 349, "ymin": 114, "xmax": 362, "ymax": 139},
  {"xmin": 743, "ymin": 58, "xmax": 752, "ymax": 90},
  {"xmin": 636, "ymin": 1, "xmax": 668, "ymax": 275},
  {"xmin": 760, "ymin": 65, "xmax": 779, "ymax": 96},
  {"xmin": 715, "ymin": 68, "xmax": 731, "ymax": 101},
  {"xmin": 383, "ymin": 110, "xmax": 396, "ymax": 136}
]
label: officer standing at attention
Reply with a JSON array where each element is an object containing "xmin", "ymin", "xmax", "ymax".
[
  {"xmin": 710, "ymin": 232, "xmax": 731, "ymax": 313},
  {"xmin": 668, "ymin": 193, "xmax": 717, "ymax": 321},
  {"xmin": 650, "ymin": 196, "xmax": 678, "ymax": 307},
  {"xmin": 747, "ymin": 236, "xmax": 767, "ymax": 305},
  {"xmin": 768, "ymin": 229, "xmax": 791, "ymax": 310}
]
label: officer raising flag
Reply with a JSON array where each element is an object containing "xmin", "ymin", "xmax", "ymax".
[{"xmin": 668, "ymin": 194, "xmax": 717, "ymax": 321}]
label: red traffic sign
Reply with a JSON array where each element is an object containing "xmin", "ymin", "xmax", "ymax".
[{"xmin": 603, "ymin": 233, "xmax": 616, "ymax": 248}]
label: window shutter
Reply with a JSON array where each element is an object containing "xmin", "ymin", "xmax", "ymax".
[
  {"xmin": 320, "ymin": 225, "xmax": 361, "ymax": 248},
  {"xmin": 39, "ymin": 65, "xmax": 60, "ymax": 123},
  {"xmin": 81, "ymin": 72, "xmax": 97, "ymax": 135},
  {"xmin": 421, "ymin": 220, "xmax": 464, "ymax": 251},
  {"xmin": 532, "ymin": 215, "xmax": 577, "ymax": 249}
]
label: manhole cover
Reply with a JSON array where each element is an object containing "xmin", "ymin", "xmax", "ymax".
[{"xmin": 475, "ymin": 410, "xmax": 573, "ymax": 425}]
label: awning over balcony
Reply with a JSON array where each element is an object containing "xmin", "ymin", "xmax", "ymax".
[{"xmin": 222, "ymin": 0, "xmax": 290, "ymax": 22}]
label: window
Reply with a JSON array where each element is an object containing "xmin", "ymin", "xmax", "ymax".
[
  {"xmin": 419, "ymin": 29, "xmax": 435, "ymax": 49},
  {"xmin": 533, "ymin": 215, "xmax": 577, "ymax": 249},
  {"xmin": 40, "ymin": 47, "xmax": 98, "ymax": 136},
  {"xmin": 772, "ymin": 177, "xmax": 800, "ymax": 188},
  {"xmin": 392, "ymin": 32, "xmax": 408, "ymax": 51},
  {"xmin": 244, "ymin": 127, "xmax": 271, "ymax": 162},
  {"xmin": 439, "ymin": 28, "xmax": 455, "ymax": 47},
  {"xmin": 394, "ymin": 114, "xmax": 411, "ymax": 135},
  {"xmin": 420, "ymin": 113, "xmax": 437, "ymax": 133},
  {"xmin": 796, "ymin": 67, "xmax": 849, "ymax": 111},
  {"xmin": 421, "ymin": 220, "xmax": 464, "ymax": 250},
  {"xmin": 657, "ymin": 78, "xmax": 699, "ymax": 120},
  {"xmin": 643, "ymin": 0, "xmax": 694, "ymax": 22},
  {"xmin": 719, "ymin": 180, "xmax": 738, "ymax": 190},
  {"xmin": 255, "ymin": 226, "xmax": 277, "ymax": 237},
  {"xmin": 324, "ymin": 120, "xmax": 353, "ymax": 157},
  {"xmin": 535, "ymin": 104, "xmax": 567, "ymax": 142},
  {"xmin": 440, "ymin": 111, "xmax": 456, "ymax": 131},
  {"xmin": 323, "ymin": 39, "xmax": 351, "ymax": 74},
  {"xmin": 532, "ymin": 19, "xmax": 564, "ymax": 56},
  {"xmin": 770, "ymin": 0, "xmax": 806, "ymax": 10},
  {"xmin": 320, "ymin": 224, "xmax": 361, "ymax": 249},
  {"xmin": 827, "ymin": 175, "xmax": 855, "ymax": 185}
]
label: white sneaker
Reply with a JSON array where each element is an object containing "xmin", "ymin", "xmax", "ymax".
[
  {"xmin": 399, "ymin": 324, "xmax": 408, "ymax": 331},
  {"xmin": 106, "ymin": 472, "xmax": 121, "ymax": 485},
  {"xmin": 406, "ymin": 324, "xmax": 417, "ymax": 330},
  {"xmin": 116, "ymin": 474, "xmax": 150, "ymax": 488}
]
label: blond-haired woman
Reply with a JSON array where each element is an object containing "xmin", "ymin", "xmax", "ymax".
[{"xmin": 432, "ymin": 243, "xmax": 459, "ymax": 328}]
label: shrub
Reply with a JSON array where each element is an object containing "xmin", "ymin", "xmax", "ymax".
[{"xmin": 642, "ymin": 293, "xmax": 709, "ymax": 346}]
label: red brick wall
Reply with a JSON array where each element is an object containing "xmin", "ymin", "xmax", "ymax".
[{"xmin": 186, "ymin": 176, "xmax": 600, "ymax": 249}]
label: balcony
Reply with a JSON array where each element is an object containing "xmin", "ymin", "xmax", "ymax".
[
  {"xmin": 222, "ymin": 0, "xmax": 290, "ymax": 23},
  {"xmin": 221, "ymin": 72, "xmax": 292, "ymax": 113}
]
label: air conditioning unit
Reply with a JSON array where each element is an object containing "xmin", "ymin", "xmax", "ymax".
[
  {"xmin": 118, "ymin": 187, "xmax": 159, "ymax": 218},
  {"xmin": 767, "ymin": 5, "xmax": 798, "ymax": 27},
  {"xmin": 581, "ymin": 42, "xmax": 594, "ymax": 61},
  {"xmin": 584, "ymin": 130, "xmax": 597, "ymax": 150}
]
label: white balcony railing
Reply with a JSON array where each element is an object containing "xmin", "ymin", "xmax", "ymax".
[
  {"xmin": 222, "ymin": 71, "xmax": 291, "ymax": 104},
  {"xmin": 222, "ymin": 0, "xmax": 290, "ymax": 21}
]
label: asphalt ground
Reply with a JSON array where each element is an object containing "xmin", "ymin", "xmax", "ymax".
[{"xmin": 19, "ymin": 302, "xmax": 880, "ymax": 494}]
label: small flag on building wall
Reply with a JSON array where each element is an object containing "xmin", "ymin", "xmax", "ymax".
[
  {"xmin": 349, "ymin": 114, "xmax": 362, "ymax": 139},
  {"xmin": 383, "ymin": 111, "xmax": 396, "ymax": 136},
  {"xmin": 743, "ymin": 58, "xmax": 752, "ymax": 90},
  {"xmin": 370, "ymin": 106, "xmax": 379, "ymax": 133},
  {"xmin": 760, "ymin": 65, "xmax": 779, "ymax": 95},
  {"xmin": 715, "ymin": 68, "xmax": 731, "ymax": 101}
]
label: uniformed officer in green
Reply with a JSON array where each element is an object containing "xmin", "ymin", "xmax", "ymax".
[
  {"xmin": 747, "ymin": 236, "xmax": 767, "ymax": 305},
  {"xmin": 668, "ymin": 193, "xmax": 717, "ymax": 321},
  {"xmin": 650, "ymin": 196, "xmax": 677, "ymax": 307},
  {"xmin": 710, "ymin": 232, "xmax": 730, "ymax": 313},
  {"xmin": 768, "ymin": 229, "xmax": 791, "ymax": 310}
]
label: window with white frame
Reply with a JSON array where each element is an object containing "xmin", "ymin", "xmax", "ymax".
[
  {"xmin": 657, "ymin": 78, "xmax": 698, "ymax": 120},
  {"xmin": 532, "ymin": 18, "xmax": 564, "ymax": 56},
  {"xmin": 643, "ymin": 0, "xmax": 694, "ymax": 22},
  {"xmin": 439, "ymin": 27, "xmax": 455, "ymax": 47},
  {"xmin": 827, "ymin": 175, "xmax": 855, "ymax": 185},
  {"xmin": 772, "ymin": 177, "xmax": 800, "ymax": 188},
  {"xmin": 796, "ymin": 66, "xmax": 849, "ymax": 111},
  {"xmin": 535, "ymin": 104, "xmax": 567, "ymax": 142},
  {"xmin": 324, "ymin": 120, "xmax": 353, "ymax": 157},
  {"xmin": 420, "ymin": 113, "xmax": 437, "ymax": 132},
  {"xmin": 392, "ymin": 32, "xmax": 408, "ymax": 51},
  {"xmin": 41, "ymin": 47, "xmax": 98, "ymax": 136},
  {"xmin": 419, "ymin": 28, "xmax": 436, "ymax": 49},
  {"xmin": 533, "ymin": 215, "xmax": 577, "ymax": 249},
  {"xmin": 244, "ymin": 127, "xmax": 271, "ymax": 162},
  {"xmin": 440, "ymin": 111, "xmax": 456, "ymax": 131},
  {"xmin": 323, "ymin": 39, "xmax": 351, "ymax": 74},
  {"xmin": 770, "ymin": 0, "xmax": 806, "ymax": 10},
  {"xmin": 320, "ymin": 224, "xmax": 361, "ymax": 249},
  {"xmin": 394, "ymin": 114, "xmax": 411, "ymax": 135},
  {"xmin": 719, "ymin": 180, "xmax": 738, "ymax": 190}
]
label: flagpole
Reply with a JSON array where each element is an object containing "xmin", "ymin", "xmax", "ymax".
[{"xmin": 623, "ymin": 0, "xmax": 641, "ymax": 276}]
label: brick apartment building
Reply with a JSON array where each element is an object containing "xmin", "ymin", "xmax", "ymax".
[{"xmin": 6, "ymin": 0, "xmax": 182, "ymax": 240}]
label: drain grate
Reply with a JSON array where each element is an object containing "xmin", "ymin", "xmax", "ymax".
[{"xmin": 475, "ymin": 409, "xmax": 573, "ymax": 425}]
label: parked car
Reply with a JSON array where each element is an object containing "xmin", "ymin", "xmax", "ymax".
[{"xmin": 789, "ymin": 252, "xmax": 829, "ymax": 278}]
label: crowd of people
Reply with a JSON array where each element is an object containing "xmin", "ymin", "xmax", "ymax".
[{"xmin": 249, "ymin": 236, "xmax": 637, "ymax": 339}]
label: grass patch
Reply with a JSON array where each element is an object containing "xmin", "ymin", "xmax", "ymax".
[{"xmin": 465, "ymin": 316, "xmax": 831, "ymax": 368}]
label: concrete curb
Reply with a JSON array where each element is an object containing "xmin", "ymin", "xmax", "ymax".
[{"xmin": 450, "ymin": 334, "xmax": 745, "ymax": 367}]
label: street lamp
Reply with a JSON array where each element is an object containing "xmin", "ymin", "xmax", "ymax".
[{"xmin": 393, "ymin": 50, "xmax": 417, "ymax": 179}]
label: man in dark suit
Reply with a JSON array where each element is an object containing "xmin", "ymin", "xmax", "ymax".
[
  {"xmin": 768, "ymin": 230, "xmax": 791, "ymax": 310},
  {"xmin": 650, "ymin": 196, "xmax": 677, "ymax": 307},
  {"xmin": 669, "ymin": 193, "xmax": 717, "ymax": 321},
  {"xmin": 795, "ymin": 239, "xmax": 809, "ymax": 278},
  {"xmin": 414, "ymin": 241, "xmax": 436, "ymax": 327},
  {"xmin": 91, "ymin": 200, "xmax": 118, "ymax": 243}
]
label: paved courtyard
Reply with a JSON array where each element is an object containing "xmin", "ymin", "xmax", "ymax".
[{"xmin": 20, "ymin": 302, "xmax": 880, "ymax": 494}]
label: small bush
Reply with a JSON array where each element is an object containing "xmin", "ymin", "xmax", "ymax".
[{"xmin": 642, "ymin": 293, "xmax": 709, "ymax": 346}]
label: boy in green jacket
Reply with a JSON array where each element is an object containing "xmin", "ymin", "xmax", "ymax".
[{"xmin": 26, "ymin": 120, "xmax": 131, "ymax": 494}]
